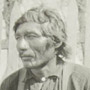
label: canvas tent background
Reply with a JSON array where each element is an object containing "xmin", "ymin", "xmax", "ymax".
[{"xmin": 0, "ymin": 0, "xmax": 90, "ymax": 84}]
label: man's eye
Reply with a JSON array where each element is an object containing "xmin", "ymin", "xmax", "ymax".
[
  {"xmin": 15, "ymin": 36, "xmax": 21, "ymax": 40},
  {"xmin": 26, "ymin": 35, "xmax": 38, "ymax": 39}
]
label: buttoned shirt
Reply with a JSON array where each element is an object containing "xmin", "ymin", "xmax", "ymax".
[
  {"xmin": 17, "ymin": 60, "xmax": 64, "ymax": 90},
  {"xmin": 1, "ymin": 61, "xmax": 90, "ymax": 90}
]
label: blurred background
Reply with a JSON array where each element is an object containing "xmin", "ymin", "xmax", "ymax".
[{"xmin": 0, "ymin": 0, "xmax": 90, "ymax": 85}]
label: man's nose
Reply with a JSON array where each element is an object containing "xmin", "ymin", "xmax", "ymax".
[{"xmin": 17, "ymin": 38, "xmax": 29, "ymax": 51}]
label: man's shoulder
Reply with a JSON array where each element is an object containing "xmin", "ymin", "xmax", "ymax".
[
  {"xmin": 65, "ymin": 62, "xmax": 90, "ymax": 90},
  {"xmin": 0, "ymin": 68, "xmax": 25, "ymax": 90},
  {"xmin": 64, "ymin": 61, "xmax": 90, "ymax": 77},
  {"xmin": 3, "ymin": 69, "xmax": 20, "ymax": 83},
  {"xmin": 63, "ymin": 61, "xmax": 90, "ymax": 83},
  {"xmin": 72, "ymin": 63, "xmax": 90, "ymax": 79}
]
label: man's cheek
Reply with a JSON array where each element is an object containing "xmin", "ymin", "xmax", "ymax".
[
  {"xmin": 32, "ymin": 43, "xmax": 46, "ymax": 54},
  {"xmin": 46, "ymin": 38, "xmax": 54, "ymax": 49}
]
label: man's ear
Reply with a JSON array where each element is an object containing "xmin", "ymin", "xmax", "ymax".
[{"xmin": 54, "ymin": 41, "xmax": 62, "ymax": 49}]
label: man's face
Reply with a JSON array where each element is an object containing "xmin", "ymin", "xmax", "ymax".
[{"xmin": 15, "ymin": 22, "xmax": 55, "ymax": 69}]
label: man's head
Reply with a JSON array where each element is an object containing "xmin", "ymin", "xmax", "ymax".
[{"xmin": 14, "ymin": 6, "xmax": 68, "ymax": 69}]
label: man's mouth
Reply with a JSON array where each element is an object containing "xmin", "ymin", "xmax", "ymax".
[{"xmin": 20, "ymin": 56, "xmax": 34, "ymax": 61}]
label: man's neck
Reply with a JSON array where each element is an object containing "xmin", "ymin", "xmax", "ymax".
[{"xmin": 30, "ymin": 56, "xmax": 57, "ymax": 80}]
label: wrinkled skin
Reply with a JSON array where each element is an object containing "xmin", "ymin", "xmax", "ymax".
[{"xmin": 15, "ymin": 22, "xmax": 56, "ymax": 69}]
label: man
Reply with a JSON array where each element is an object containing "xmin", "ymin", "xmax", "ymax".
[{"xmin": 0, "ymin": 6, "xmax": 90, "ymax": 90}]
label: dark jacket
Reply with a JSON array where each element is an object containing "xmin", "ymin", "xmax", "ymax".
[{"xmin": 0, "ymin": 62, "xmax": 90, "ymax": 90}]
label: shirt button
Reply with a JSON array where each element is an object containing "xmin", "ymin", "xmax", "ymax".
[
  {"xmin": 41, "ymin": 77, "xmax": 46, "ymax": 82},
  {"xmin": 26, "ymin": 89, "xmax": 29, "ymax": 90}
]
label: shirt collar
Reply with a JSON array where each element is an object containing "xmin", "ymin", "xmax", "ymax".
[
  {"xmin": 22, "ymin": 60, "xmax": 64, "ymax": 82},
  {"xmin": 23, "ymin": 69, "xmax": 34, "ymax": 82},
  {"xmin": 49, "ymin": 59, "xmax": 64, "ymax": 78}
]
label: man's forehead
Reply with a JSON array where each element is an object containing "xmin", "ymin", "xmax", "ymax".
[
  {"xmin": 15, "ymin": 22, "xmax": 43, "ymax": 35},
  {"xmin": 17, "ymin": 22, "xmax": 41, "ymax": 29}
]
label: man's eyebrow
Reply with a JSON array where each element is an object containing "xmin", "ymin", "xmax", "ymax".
[{"xmin": 25, "ymin": 31, "xmax": 41, "ymax": 36}]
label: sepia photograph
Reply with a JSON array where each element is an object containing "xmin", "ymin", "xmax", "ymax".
[{"xmin": 0, "ymin": 0, "xmax": 90, "ymax": 90}]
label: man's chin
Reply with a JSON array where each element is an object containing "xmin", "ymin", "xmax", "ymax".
[
  {"xmin": 23, "ymin": 64, "xmax": 37, "ymax": 69},
  {"xmin": 23, "ymin": 61, "xmax": 48, "ymax": 69},
  {"xmin": 23, "ymin": 63, "xmax": 41, "ymax": 69}
]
